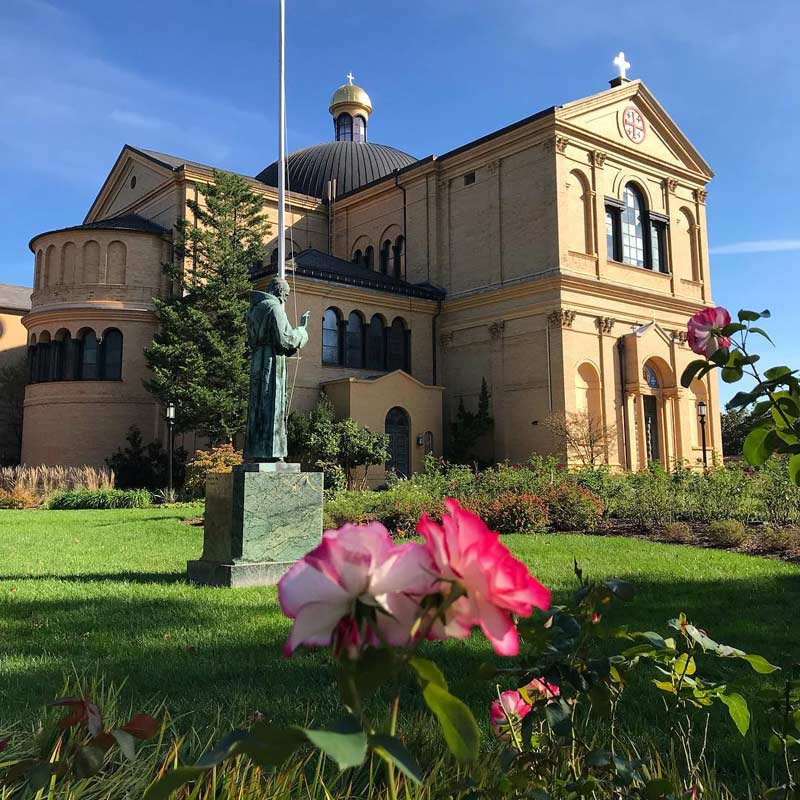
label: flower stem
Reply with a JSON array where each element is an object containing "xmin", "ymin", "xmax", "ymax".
[{"xmin": 386, "ymin": 691, "xmax": 401, "ymax": 800}]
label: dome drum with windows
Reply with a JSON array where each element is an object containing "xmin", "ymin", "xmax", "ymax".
[{"xmin": 256, "ymin": 74, "xmax": 417, "ymax": 199}]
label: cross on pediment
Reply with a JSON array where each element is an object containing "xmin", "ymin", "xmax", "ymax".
[{"xmin": 613, "ymin": 51, "xmax": 631, "ymax": 80}]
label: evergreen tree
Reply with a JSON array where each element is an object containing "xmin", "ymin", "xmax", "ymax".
[
  {"xmin": 144, "ymin": 171, "xmax": 269, "ymax": 444},
  {"xmin": 448, "ymin": 377, "xmax": 494, "ymax": 464}
]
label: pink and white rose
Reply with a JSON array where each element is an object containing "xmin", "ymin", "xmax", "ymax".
[
  {"xmin": 278, "ymin": 521, "xmax": 436, "ymax": 656},
  {"xmin": 687, "ymin": 307, "xmax": 731, "ymax": 358},
  {"xmin": 418, "ymin": 499, "xmax": 551, "ymax": 656},
  {"xmin": 490, "ymin": 690, "xmax": 531, "ymax": 739}
]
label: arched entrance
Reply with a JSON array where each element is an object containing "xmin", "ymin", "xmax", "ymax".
[{"xmin": 385, "ymin": 407, "xmax": 410, "ymax": 477}]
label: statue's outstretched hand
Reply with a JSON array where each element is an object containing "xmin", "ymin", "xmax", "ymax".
[{"xmin": 300, "ymin": 311, "xmax": 311, "ymax": 327}]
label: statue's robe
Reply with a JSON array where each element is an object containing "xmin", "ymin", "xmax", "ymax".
[{"xmin": 244, "ymin": 291, "xmax": 308, "ymax": 461}]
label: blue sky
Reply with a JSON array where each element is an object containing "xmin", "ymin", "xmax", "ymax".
[{"xmin": 1, "ymin": 0, "xmax": 798, "ymax": 401}]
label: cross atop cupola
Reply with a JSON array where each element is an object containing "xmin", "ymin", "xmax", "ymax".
[
  {"xmin": 346, "ymin": 71, "xmax": 355, "ymax": 85},
  {"xmin": 610, "ymin": 51, "xmax": 632, "ymax": 87}
]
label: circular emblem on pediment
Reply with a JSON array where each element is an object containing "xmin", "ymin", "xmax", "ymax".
[{"xmin": 623, "ymin": 105, "xmax": 646, "ymax": 144}]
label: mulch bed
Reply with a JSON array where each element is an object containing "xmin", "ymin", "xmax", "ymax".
[{"xmin": 594, "ymin": 518, "xmax": 800, "ymax": 563}]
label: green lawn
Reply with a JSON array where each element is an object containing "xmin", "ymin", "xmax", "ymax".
[{"xmin": 1, "ymin": 506, "xmax": 798, "ymax": 774}]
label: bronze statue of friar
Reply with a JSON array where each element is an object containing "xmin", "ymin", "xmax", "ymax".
[{"xmin": 243, "ymin": 277, "xmax": 309, "ymax": 462}]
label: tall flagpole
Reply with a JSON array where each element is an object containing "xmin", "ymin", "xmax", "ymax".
[{"xmin": 277, "ymin": 0, "xmax": 286, "ymax": 280}]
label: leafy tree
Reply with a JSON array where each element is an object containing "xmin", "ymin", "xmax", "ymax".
[
  {"xmin": 448, "ymin": 377, "xmax": 494, "ymax": 464},
  {"xmin": 544, "ymin": 410, "xmax": 617, "ymax": 465},
  {"xmin": 106, "ymin": 426, "xmax": 187, "ymax": 491},
  {"xmin": 720, "ymin": 405, "xmax": 757, "ymax": 457},
  {"xmin": 288, "ymin": 397, "xmax": 389, "ymax": 489},
  {"xmin": 0, "ymin": 356, "xmax": 26, "ymax": 465},
  {"xmin": 144, "ymin": 170, "xmax": 269, "ymax": 444}
]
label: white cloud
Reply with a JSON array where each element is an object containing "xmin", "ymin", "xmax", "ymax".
[{"xmin": 710, "ymin": 240, "xmax": 800, "ymax": 255}]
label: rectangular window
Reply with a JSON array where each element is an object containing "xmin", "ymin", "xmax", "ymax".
[
  {"xmin": 649, "ymin": 220, "xmax": 668, "ymax": 272},
  {"xmin": 605, "ymin": 205, "xmax": 622, "ymax": 262},
  {"xmin": 464, "ymin": 172, "xmax": 476, "ymax": 186}
]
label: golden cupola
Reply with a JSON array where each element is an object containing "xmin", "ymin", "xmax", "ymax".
[{"xmin": 329, "ymin": 73, "xmax": 372, "ymax": 142}]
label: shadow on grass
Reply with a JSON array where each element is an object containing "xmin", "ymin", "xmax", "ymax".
[
  {"xmin": 2, "ymin": 567, "xmax": 798, "ymax": 726},
  {"xmin": 1, "ymin": 572, "xmax": 187, "ymax": 585}
]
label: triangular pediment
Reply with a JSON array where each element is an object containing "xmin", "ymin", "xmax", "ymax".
[
  {"xmin": 84, "ymin": 145, "xmax": 178, "ymax": 224},
  {"xmin": 556, "ymin": 80, "xmax": 712, "ymax": 179}
]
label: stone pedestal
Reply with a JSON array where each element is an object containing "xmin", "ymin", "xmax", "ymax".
[{"xmin": 187, "ymin": 463, "xmax": 323, "ymax": 588}]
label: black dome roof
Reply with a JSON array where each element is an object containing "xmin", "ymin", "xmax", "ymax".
[{"xmin": 255, "ymin": 141, "xmax": 417, "ymax": 199}]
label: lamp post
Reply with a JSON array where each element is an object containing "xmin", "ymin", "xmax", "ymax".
[
  {"xmin": 166, "ymin": 402, "xmax": 176, "ymax": 496},
  {"xmin": 697, "ymin": 400, "xmax": 708, "ymax": 470}
]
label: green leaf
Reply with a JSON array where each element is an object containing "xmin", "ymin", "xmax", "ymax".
[
  {"xmin": 738, "ymin": 309, "xmax": 766, "ymax": 322},
  {"xmin": 768, "ymin": 734, "xmax": 783, "ymax": 753},
  {"xmin": 410, "ymin": 657, "xmax": 448, "ymax": 690},
  {"xmin": 744, "ymin": 427, "xmax": 772, "ymax": 466},
  {"xmin": 764, "ymin": 366, "xmax": 794, "ymax": 381},
  {"xmin": 240, "ymin": 723, "xmax": 305, "ymax": 769},
  {"xmin": 721, "ymin": 365, "xmax": 744, "ymax": 383},
  {"xmin": 111, "ymin": 729, "xmax": 137, "ymax": 761},
  {"xmin": 719, "ymin": 692, "xmax": 750, "ymax": 736},
  {"xmin": 545, "ymin": 699, "xmax": 573, "ymax": 738},
  {"xmin": 301, "ymin": 716, "xmax": 368, "ymax": 771},
  {"xmin": 421, "ymin": 682, "xmax": 479, "ymax": 762},
  {"xmin": 74, "ymin": 745, "xmax": 106, "ymax": 778},
  {"xmin": 644, "ymin": 778, "xmax": 676, "ymax": 799},
  {"xmin": 681, "ymin": 359, "xmax": 708, "ymax": 389},
  {"xmin": 720, "ymin": 322, "xmax": 746, "ymax": 337},
  {"xmin": 26, "ymin": 763, "xmax": 54, "ymax": 792},
  {"xmin": 603, "ymin": 579, "xmax": 634, "ymax": 601},
  {"xmin": 749, "ymin": 326, "xmax": 775, "ymax": 345},
  {"xmin": 369, "ymin": 734, "xmax": 423, "ymax": 785},
  {"xmin": 727, "ymin": 390, "xmax": 757, "ymax": 409},
  {"xmin": 738, "ymin": 653, "xmax": 780, "ymax": 674},
  {"xmin": 195, "ymin": 730, "xmax": 249, "ymax": 767},
  {"xmin": 710, "ymin": 347, "xmax": 731, "ymax": 366},
  {"xmin": 144, "ymin": 767, "xmax": 207, "ymax": 800},
  {"xmin": 789, "ymin": 455, "xmax": 800, "ymax": 487}
]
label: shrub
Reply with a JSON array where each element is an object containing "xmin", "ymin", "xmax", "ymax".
[
  {"xmin": 323, "ymin": 490, "xmax": 381, "ymax": 529},
  {"xmin": 612, "ymin": 466, "xmax": 675, "ymax": 531},
  {"xmin": 47, "ymin": 488, "xmax": 152, "ymax": 510},
  {"xmin": 747, "ymin": 525, "xmax": 794, "ymax": 554},
  {"xmin": 544, "ymin": 482, "xmax": 603, "ymax": 531},
  {"xmin": 708, "ymin": 519, "xmax": 747, "ymax": 547},
  {"xmin": 479, "ymin": 491, "xmax": 549, "ymax": 534},
  {"xmin": 375, "ymin": 482, "xmax": 445, "ymax": 535},
  {"xmin": 0, "ymin": 487, "xmax": 37, "ymax": 509},
  {"xmin": 661, "ymin": 521, "xmax": 692, "ymax": 544},
  {"xmin": 749, "ymin": 458, "xmax": 800, "ymax": 525},
  {"xmin": 184, "ymin": 444, "xmax": 243, "ymax": 497},
  {"xmin": 106, "ymin": 426, "xmax": 187, "ymax": 491}
]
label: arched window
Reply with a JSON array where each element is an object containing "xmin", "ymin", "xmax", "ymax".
[
  {"xmin": 387, "ymin": 317, "xmax": 409, "ymax": 372},
  {"xmin": 364, "ymin": 245, "xmax": 374, "ymax": 270},
  {"xmin": 62, "ymin": 242, "xmax": 77, "ymax": 285},
  {"xmin": 79, "ymin": 328, "xmax": 99, "ymax": 380},
  {"xmin": 392, "ymin": 236, "xmax": 404, "ymax": 279},
  {"xmin": 37, "ymin": 331, "xmax": 52, "ymax": 382},
  {"xmin": 643, "ymin": 364, "xmax": 659, "ymax": 389},
  {"xmin": 28, "ymin": 334, "xmax": 37, "ymax": 383},
  {"xmin": 101, "ymin": 328, "xmax": 123, "ymax": 380},
  {"xmin": 385, "ymin": 407, "xmax": 410, "ymax": 477},
  {"xmin": 353, "ymin": 115, "xmax": 366, "ymax": 143},
  {"xmin": 380, "ymin": 240, "xmax": 391, "ymax": 275},
  {"xmin": 351, "ymin": 249, "xmax": 363, "ymax": 265},
  {"xmin": 345, "ymin": 312, "xmax": 364, "ymax": 368},
  {"xmin": 366, "ymin": 314, "xmax": 386, "ymax": 370},
  {"xmin": 335, "ymin": 113, "xmax": 353, "ymax": 142},
  {"xmin": 44, "ymin": 245, "xmax": 57, "ymax": 287},
  {"xmin": 53, "ymin": 329, "xmax": 71, "ymax": 381},
  {"xmin": 82, "ymin": 241, "xmax": 100, "ymax": 284},
  {"xmin": 621, "ymin": 184, "xmax": 646, "ymax": 267},
  {"xmin": 322, "ymin": 308, "xmax": 343, "ymax": 365},
  {"xmin": 34, "ymin": 249, "xmax": 43, "ymax": 290},
  {"xmin": 107, "ymin": 241, "xmax": 127, "ymax": 284}
]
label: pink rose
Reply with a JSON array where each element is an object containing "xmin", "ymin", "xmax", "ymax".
[
  {"xmin": 490, "ymin": 690, "xmax": 531, "ymax": 739},
  {"xmin": 418, "ymin": 499, "xmax": 551, "ymax": 656},
  {"xmin": 522, "ymin": 677, "xmax": 560, "ymax": 702},
  {"xmin": 687, "ymin": 307, "xmax": 731, "ymax": 358},
  {"xmin": 278, "ymin": 522, "xmax": 436, "ymax": 656}
]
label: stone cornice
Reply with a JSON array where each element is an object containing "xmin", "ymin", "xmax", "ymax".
[
  {"xmin": 252, "ymin": 274, "xmax": 439, "ymax": 315},
  {"xmin": 23, "ymin": 306, "xmax": 157, "ymax": 329}
]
